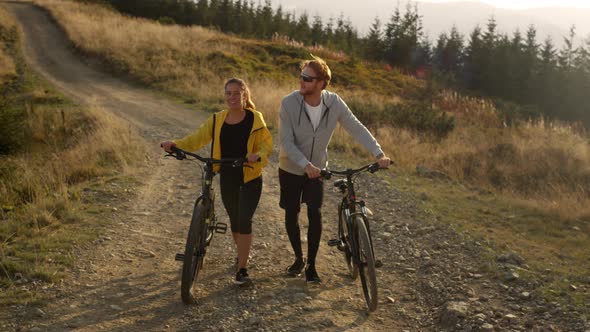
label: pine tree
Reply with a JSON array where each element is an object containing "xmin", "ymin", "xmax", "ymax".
[
  {"xmin": 324, "ymin": 17, "xmax": 334, "ymax": 46},
  {"xmin": 521, "ymin": 25, "xmax": 539, "ymax": 103},
  {"xmin": 271, "ymin": 5, "xmax": 289, "ymax": 37},
  {"xmin": 310, "ymin": 15, "xmax": 324, "ymax": 46},
  {"xmin": 462, "ymin": 25, "xmax": 483, "ymax": 91},
  {"xmin": 258, "ymin": 0, "xmax": 273, "ymax": 38},
  {"xmin": 217, "ymin": 0, "xmax": 233, "ymax": 32},
  {"xmin": 194, "ymin": 0, "xmax": 210, "ymax": 26},
  {"xmin": 414, "ymin": 35, "xmax": 432, "ymax": 70},
  {"xmin": 537, "ymin": 37, "xmax": 558, "ymax": 117},
  {"xmin": 343, "ymin": 19, "xmax": 359, "ymax": 55},
  {"xmin": 558, "ymin": 25, "xmax": 577, "ymax": 70},
  {"xmin": 294, "ymin": 12, "xmax": 311, "ymax": 44},
  {"xmin": 446, "ymin": 26, "xmax": 463, "ymax": 73},
  {"xmin": 364, "ymin": 17, "xmax": 384, "ymax": 61}
]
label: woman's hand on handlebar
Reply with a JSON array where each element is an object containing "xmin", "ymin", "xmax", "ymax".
[
  {"xmin": 246, "ymin": 153, "xmax": 261, "ymax": 164},
  {"xmin": 160, "ymin": 141, "xmax": 176, "ymax": 153}
]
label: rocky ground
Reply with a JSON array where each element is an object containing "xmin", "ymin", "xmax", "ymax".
[{"xmin": 1, "ymin": 1, "xmax": 589, "ymax": 331}]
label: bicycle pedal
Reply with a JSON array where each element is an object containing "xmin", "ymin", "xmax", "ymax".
[
  {"xmin": 213, "ymin": 222, "xmax": 227, "ymax": 234},
  {"xmin": 175, "ymin": 253, "xmax": 185, "ymax": 261},
  {"xmin": 327, "ymin": 239, "xmax": 341, "ymax": 247}
]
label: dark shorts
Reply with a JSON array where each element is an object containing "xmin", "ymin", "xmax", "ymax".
[
  {"xmin": 220, "ymin": 170, "xmax": 262, "ymax": 235},
  {"xmin": 278, "ymin": 168, "xmax": 324, "ymax": 211}
]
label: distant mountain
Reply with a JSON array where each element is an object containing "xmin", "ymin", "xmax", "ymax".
[{"xmin": 269, "ymin": 0, "xmax": 590, "ymax": 48}]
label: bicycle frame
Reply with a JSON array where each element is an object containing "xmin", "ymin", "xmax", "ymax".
[
  {"xmin": 198, "ymin": 161, "xmax": 217, "ymax": 246},
  {"xmin": 338, "ymin": 172, "xmax": 376, "ymax": 265},
  {"xmin": 323, "ymin": 161, "xmax": 389, "ymax": 311},
  {"xmin": 167, "ymin": 146, "xmax": 249, "ymax": 304}
]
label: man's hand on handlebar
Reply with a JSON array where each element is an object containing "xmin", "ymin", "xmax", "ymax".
[
  {"xmin": 305, "ymin": 162, "xmax": 322, "ymax": 179},
  {"xmin": 375, "ymin": 153, "xmax": 392, "ymax": 169}
]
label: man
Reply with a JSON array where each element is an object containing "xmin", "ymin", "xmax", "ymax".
[{"xmin": 278, "ymin": 56, "xmax": 391, "ymax": 283}]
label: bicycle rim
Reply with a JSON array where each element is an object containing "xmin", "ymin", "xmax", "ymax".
[
  {"xmin": 181, "ymin": 201, "xmax": 206, "ymax": 304},
  {"xmin": 356, "ymin": 216, "xmax": 378, "ymax": 311},
  {"xmin": 339, "ymin": 203, "xmax": 358, "ymax": 279}
]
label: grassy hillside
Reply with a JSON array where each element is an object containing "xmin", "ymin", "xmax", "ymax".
[
  {"xmin": 28, "ymin": 0, "xmax": 590, "ymax": 312},
  {"xmin": 0, "ymin": 4, "xmax": 145, "ymax": 305},
  {"xmin": 37, "ymin": 0, "xmax": 590, "ymax": 219}
]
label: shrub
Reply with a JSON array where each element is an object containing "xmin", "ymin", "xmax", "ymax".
[
  {"xmin": 0, "ymin": 103, "xmax": 24, "ymax": 155},
  {"xmin": 157, "ymin": 16, "xmax": 175, "ymax": 25}
]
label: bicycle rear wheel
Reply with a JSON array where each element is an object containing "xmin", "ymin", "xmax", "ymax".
[
  {"xmin": 181, "ymin": 200, "xmax": 207, "ymax": 304},
  {"xmin": 355, "ymin": 216, "xmax": 378, "ymax": 311},
  {"xmin": 339, "ymin": 203, "xmax": 358, "ymax": 279}
]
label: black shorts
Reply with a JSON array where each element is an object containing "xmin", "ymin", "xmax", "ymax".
[
  {"xmin": 278, "ymin": 168, "xmax": 324, "ymax": 211},
  {"xmin": 220, "ymin": 169, "xmax": 262, "ymax": 235}
]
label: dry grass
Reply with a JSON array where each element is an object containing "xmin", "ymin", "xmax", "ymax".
[
  {"xmin": 0, "ymin": 6, "xmax": 17, "ymax": 84},
  {"xmin": 1, "ymin": 98, "xmax": 143, "ymax": 208},
  {"xmin": 0, "ymin": 5, "xmax": 16, "ymax": 29},
  {"xmin": 373, "ymin": 98, "xmax": 590, "ymax": 221},
  {"xmin": 0, "ymin": 91, "xmax": 145, "ymax": 295},
  {"xmin": 35, "ymin": 0, "xmax": 298, "ymax": 124},
  {"xmin": 36, "ymin": 0, "xmax": 244, "ymax": 96},
  {"xmin": 0, "ymin": 4, "xmax": 146, "ymax": 300}
]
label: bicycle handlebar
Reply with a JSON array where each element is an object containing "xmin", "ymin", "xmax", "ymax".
[
  {"xmin": 320, "ymin": 160, "xmax": 393, "ymax": 180},
  {"xmin": 164, "ymin": 146, "xmax": 259, "ymax": 168}
]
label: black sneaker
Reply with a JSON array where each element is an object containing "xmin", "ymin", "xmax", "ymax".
[
  {"xmin": 287, "ymin": 257, "xmax": 305, "ymax": 276},
  {"xmin": 304, "ymin": 264, "xmax": 321, "ymax": 283},
  {"xmin": 235, "ymin": 268, "xmax": 252, "ymax": 287}
]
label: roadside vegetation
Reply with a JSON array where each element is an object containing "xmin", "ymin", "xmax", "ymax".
[
  {"xmin": 0, "ymin": 4, "xmax": 145, "ymax": 305},
  {"xmin": 15, "ymin": 0, "xmax": 590, "ymax": 312}
]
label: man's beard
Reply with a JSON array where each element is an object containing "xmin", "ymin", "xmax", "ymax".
[{"xmin": 299, "ymin": 87, "xmax": 313, "ymax": 96}]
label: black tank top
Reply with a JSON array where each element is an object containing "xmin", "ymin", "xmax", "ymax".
[{"xmin": 220, "ymin": 111, "xmax": 254, "ymax": 175}]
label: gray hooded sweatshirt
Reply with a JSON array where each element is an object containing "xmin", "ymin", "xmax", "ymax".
[{"xmin": 279, "ymin": 90, "xmax": 384, "ymax": 175}]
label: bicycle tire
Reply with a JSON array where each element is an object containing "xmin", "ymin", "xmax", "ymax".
[
  {"xmin": 339, "ymin": 202, "xmax": 358, "ymax": 279},
  {"xmin": 180, "ymin": 200, "xmax": 207, "ymax": 304},
  {"xmin": 355, "ymin": 216, "xmax": 378, "ymax": 311},
  {"xmin": 204, "ymin": 190, "xmax": 216, "ymax": 245}
]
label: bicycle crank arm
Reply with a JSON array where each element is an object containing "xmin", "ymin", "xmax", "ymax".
[{"xmin": 327, "ymin": 239, "xmax": 347, "ymax": 251}]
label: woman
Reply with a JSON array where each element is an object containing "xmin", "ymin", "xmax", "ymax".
[{"xmin": 161, "ymin": 78, "xmax": 272, "ymax": 286}]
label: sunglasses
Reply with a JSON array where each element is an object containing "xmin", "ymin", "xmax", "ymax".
[{"xmin": 300, "ymin": 73, "xmax": 320, "ymax": 83}]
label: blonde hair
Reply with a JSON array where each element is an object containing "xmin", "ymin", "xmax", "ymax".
[
  {"xmin": 224, "ymin": 77, "xmax": 255, "ymax": 110},
  {"xmin": 300, "ymin": 55, "xmax": 332, "ymax": 89}
]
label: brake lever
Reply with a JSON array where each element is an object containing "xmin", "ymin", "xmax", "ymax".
[
  {"xmin": 370, "ymin": 160, "xmax": 394, "ymax": 173},
  {"xmin": 238, "ymin": 157, "xmax": 261, "ymax": 169},
  {"xmin": 369, "ymin": 163, "xmax": 380, "ymax": 173},
  {"xmin": 165, "ymin": 151, "xmax": 185, "ymax": 160}
]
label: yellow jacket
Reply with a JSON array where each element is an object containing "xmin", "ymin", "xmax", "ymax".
[{"xmin": 174, "ymin": 108, "xmax": 273, "ymax": 183}]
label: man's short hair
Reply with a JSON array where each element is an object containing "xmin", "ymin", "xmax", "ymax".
[{"xmin": 300, "ymin": 55, "xmax": 332, "ymax": 89}]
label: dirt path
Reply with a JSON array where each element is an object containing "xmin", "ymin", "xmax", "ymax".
[{"xmin": 3, "ymin": 2, "xmax": 588, "ymax": 331}]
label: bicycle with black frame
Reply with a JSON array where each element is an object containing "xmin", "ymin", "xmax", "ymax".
[
  {"xmin": 322, "ymin": 161, "xmax": 391, "ymax": 312},
  {"xmin": 165, "ymin": 146, "xmax": 252, "ymax": 304}
]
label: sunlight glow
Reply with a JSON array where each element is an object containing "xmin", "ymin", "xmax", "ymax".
[{"xmin": 422, "ymin": 0, "xmax": 590, "ymax": 9}]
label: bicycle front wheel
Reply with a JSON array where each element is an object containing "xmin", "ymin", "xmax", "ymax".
[
  {"xmin": 181, "ymin": 200, "xmax": 207, "ymax": 304},
  {"xmin": 339, "ymin": 202, "xmax": 358, "ymax": 279},
  {"xmin": 355, "ymin": 216, "xmax": 378, "ymax": 311}
]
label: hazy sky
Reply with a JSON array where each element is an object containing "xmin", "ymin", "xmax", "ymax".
[{"xmin": 425, "ymin": 0, "xmax": 590, "ymax": 9}]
